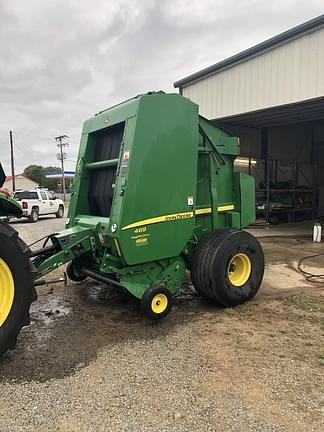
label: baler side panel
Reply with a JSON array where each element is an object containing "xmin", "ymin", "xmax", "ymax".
[
  {"xmin": 234, "ymin": 172, "xmax": 256, "ymax": 227},
  {"xmin": 116, "ymin": 94, "xmax": 199, "ymax": 265},
  {"xmin": 195, "ymin": 118, "xmax": 238, "ymax": 234}
]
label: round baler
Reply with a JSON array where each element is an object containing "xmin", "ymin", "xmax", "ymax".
[{"xmin": 0, "ymin": 92, "xmax": 264, "ymax": 356}]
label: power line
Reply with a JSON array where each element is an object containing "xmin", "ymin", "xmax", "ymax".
[{"xmin": 14, "ymin": 142, "xmax": 35, "ymax": 163}]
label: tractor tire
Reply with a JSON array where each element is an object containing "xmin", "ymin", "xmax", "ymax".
[
  {"xmin": 56, "ymin": 205, "xmax": 64, "ymax": 218},
  {"xmin": 28, "ymin": 208, "xmax": 39, "ymax": 223},
  {"xmin": 191, "ymin": 229, "xmax": 264, "ymax": 307},
  {"xmin": 0, "ymin": 223, "xmax": 33, "ymax": 356},
  {"xmin": 141, "ymin": 285, "xmax": 173, "ymax": 320},
  {"xmin": 66, "ymin": 261, "xmax": 87, "ymax": 282}
]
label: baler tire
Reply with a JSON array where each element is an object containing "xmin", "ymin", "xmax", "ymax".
[
  {"xmin": 56, "ymin": 206, "xmax": 64, "ymax": 218},
  {"xmin": 191, "ymin": 229, "xmax": 264, "ymax": 307},
  {"xmin": 0, "ymin": 223, "xmax": 33, "ymax": 356},
  {"xmin": 29, "ymin": 208, "xmax": 39, "ymax": 223},
  {"xmin": 191, "ymin": 229, "xmax": 231, "ymax": 301},
  {"xmin": 66, "ymin": 261, "xmax": 87, "ymax": 282},
  {"xmin": 141, "ymin": 286, "xmax": 173, "ymax": 320}
]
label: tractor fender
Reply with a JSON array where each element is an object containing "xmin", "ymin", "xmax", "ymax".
[{"xmin": 0, "ymin": 194, "xmax": 23, "ymax": 218}]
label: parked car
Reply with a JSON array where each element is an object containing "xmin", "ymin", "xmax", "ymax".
[{"xmin": 13, "ymin": 189, "xmax": 64, "ymax": 222}]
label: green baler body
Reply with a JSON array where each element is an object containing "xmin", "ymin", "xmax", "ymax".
[{"xmin": 37, "ymin": 92, "xmax": 255, "ymax": 298}]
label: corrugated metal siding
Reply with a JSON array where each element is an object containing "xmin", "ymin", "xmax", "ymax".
[{"xmin": 182, "ymin": 27, "xmax": 324, "ymax": 119}]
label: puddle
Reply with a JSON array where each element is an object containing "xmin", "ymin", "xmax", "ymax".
[
  {"xmin": 26, "ymin": 296, "xmax": 71, "ymax": 347},
  {"xmin": 31, "ymin": 296, "xmax": 71, "ymax": 325},
  {"xmin": 174, "ymin": 280, "xmax": 200, "ymax": 305},
  {"xmin": 85, "ymin": 282, "xmax": 129, "ymax": 304}
]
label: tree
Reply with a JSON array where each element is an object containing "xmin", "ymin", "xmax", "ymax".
[
  {"xmin": 43, "ymin": 166, "xmax": 62, "ymax": 190},
  {"xmin": 23, "ymin": 165, "xmax": 65, "ymax": 190},
  {"xmin": 23, "ymin": 165, "xmax": 43, "ymax": 184}
]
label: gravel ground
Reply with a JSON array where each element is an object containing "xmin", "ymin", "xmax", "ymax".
[{"xmin": 0, "ymin": 216, "xmax": 323, "ymax": 432}]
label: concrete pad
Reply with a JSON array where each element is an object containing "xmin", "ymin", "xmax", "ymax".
[{"xmin": 247, "ymin": 220, "xmax": 317, "ymax": 238}]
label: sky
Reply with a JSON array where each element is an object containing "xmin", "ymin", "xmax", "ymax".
[{"xmin": 0, "ymin": 0, "xmax": 323, "ymax": 174}]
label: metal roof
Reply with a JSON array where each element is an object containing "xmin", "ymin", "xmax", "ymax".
[
  {"xmin": 5, "ymin": 174, "xmax": 25, "ymax": 181},
  {"xmin": 174, "ymin": 15, "xmax": 324, "ymax": 89},
  {"xmin": 216, "ymin": 96, "xmax": 324, "ymax": 128}
]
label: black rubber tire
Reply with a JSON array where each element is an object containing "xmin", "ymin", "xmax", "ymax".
[
  {"xmin": 0, "ymin": 223, "xmax": 33, "ymax": 356},
  {"xmin": 56, "ymin": 205, "xmax": 64, "ymax": 218},
  {"xmin": 191, "ymin": 229, "xmax": 264, "ymax": 307},
  {"xmin": 28, "ymin": 208, "xmax": 39, "ymax": 223},
  {"xmin": 190, "ymin": 230, "xmax": 228, "ymax": 298},
  {"xmin": 141, "ymin": 285, "xmax": 173, "ymax": 320},
  {"xmin": 66, "ymin": 261, "xmax": 87, "ymax": 282}
]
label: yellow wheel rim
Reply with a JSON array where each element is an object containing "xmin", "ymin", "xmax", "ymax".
[
  {"xmin": 0, "ymin": 257, "xmax": 15, "ymax": 326},
  {"xmin": 151, "ymin": 293, "xmax": 168, "ymax": 314},
  {"xmin": 227, "ymin": 253, "xmax": 251, "ymax": 287}
]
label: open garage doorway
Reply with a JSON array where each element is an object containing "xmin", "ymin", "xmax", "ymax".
[{"xmin": 217, "ymin": 97, "xmax": 324, "ymax": 227}]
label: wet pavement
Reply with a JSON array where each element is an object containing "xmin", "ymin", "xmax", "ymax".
[{"xmin": 0, "ymin": 217, "xmax": 323, "ymax": 431}]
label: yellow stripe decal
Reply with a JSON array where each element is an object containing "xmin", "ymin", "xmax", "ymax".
[
  {"xmin": 217, "ymin": 204, "xmax": 235, "ymax": 212},
  {"xmin": 195, "ymin": 207, "xmax": 212, "ymax": 215},
  {"xmin": 114, "ymin": 238, "xmax": 122, "ymax": 256},
  {"xmin": 121, "ymin": 204, "xmax": 234, "ymax": 230},
  {"xmin": 121, "ymin": 211, "xmax": 194, "ymax": 230}
]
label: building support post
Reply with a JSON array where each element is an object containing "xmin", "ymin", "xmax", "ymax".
[{"xmin": 261, "ymin": 127, "xmax": 270, "ymax": 223}]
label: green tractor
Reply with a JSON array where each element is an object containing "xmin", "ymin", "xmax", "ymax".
[
  {"xmin": 0, "ymin": 92, "xmax": 264, "ymax": 356},
  {"xmin": 0, "ymin": 164, "xmax": 35, "ymax": 355}
]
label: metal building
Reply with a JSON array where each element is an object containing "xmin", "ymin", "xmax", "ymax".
[{"xmin": 175, "ymin": 15, "xmax": 324, "ymax": 224}]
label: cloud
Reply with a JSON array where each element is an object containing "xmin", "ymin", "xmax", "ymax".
[{"xmin": 0, "ymin": 0, "xmax": 323, "ymax": 172}]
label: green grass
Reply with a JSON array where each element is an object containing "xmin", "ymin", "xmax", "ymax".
[{"xmin": 284, "ymin": 295, "xmax": 324, "ymax": 313}]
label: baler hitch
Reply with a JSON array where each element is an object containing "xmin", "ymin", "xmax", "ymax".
[{"xmin": 34, "ymin": 273, "xmax": 67, "ymax": 287}]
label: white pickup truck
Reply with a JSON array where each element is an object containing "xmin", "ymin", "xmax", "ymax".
[{"xmin": 13, "ymin": 189, "xmax": 65, "ymax": 222}]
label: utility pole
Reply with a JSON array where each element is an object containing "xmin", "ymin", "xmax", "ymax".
[
  {"xmin": 55, "ymin": 135, "xmax": 69, "ymax": 202},
  {"xmin": 9, "ymin": 130, "xmax": 16, "ymax": 192}
]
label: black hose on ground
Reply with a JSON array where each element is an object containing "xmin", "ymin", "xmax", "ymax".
[{"xmin": 298, "ymin": 252, "xmax": 324, "ymax": 283}]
